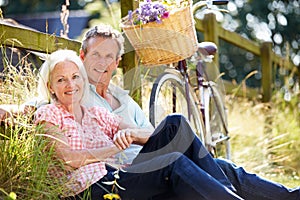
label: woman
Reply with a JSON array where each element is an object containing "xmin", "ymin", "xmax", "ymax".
[{"xmin": 34, "ymin": 49, "xmax": 243, "ymax": 200}]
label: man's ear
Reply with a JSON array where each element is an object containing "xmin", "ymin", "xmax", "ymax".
[
  {"xmin": 79, "ymin": 50, "xmax": 85, "ymax": 61},
  {"xmin": 115, "ymin": 57, "xmax": 121, "ymax": 67}
]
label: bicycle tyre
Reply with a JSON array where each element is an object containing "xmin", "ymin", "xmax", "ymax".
[
  {"xmin": 149, "ymin": 70, "xmax": 205, "ymax": 142},
  {"xmin": 207, "ymin": 83, "xmax": 231, "ymax": 159}
]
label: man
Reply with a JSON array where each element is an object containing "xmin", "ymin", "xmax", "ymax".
[
  {"xmin": 79, "ymin": 24, "xmax": 154, "ymax": 165},
  {"xmin": 78, "ymin": 23, "xmax": 300, "ymax": 200}
]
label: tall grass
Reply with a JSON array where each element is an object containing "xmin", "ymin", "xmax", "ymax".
[
  {"xmin": 0, "ymin": 124, "xmax": 65, "ymax": 199},
  {"xmin": 0, "ymin": 46, "xmax": 64, "ymax": 199},
  {"xmin": 227, "ymin": 82, "xmax": 300, "ymax": 188}
]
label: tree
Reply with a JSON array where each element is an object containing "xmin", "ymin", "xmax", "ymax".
[{"xmin": 213, "ymin": 0, "xmax": 299, "ymax": 88}]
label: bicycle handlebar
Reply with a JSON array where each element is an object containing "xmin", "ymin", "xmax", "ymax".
[{"xmin": 212, "ymin": 0, "xmax": 229, "ymax": 5}]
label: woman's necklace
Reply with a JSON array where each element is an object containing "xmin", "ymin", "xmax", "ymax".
[{"xmin": 74, "ymin": 106, "xmax": 83, "ymax": 124}]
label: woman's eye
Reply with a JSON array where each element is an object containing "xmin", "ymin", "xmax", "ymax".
[
  {"xmin": 57, "ymin": 78, "xmax": 64, "ymax": 82},
  {"xmin": 73, "ymin": 75, "xmax": 80, "ymax": 79}
]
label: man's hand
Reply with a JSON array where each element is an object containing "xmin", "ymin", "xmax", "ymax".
[
  {"xmin": 0, "ymin": 108, "xmax": 12, "ymax": 123},
  {"xmin": 113, "ymin": 129, "xmax": 134, "ymax": 150}
]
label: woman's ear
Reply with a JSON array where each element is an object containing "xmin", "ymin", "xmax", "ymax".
[{"xmin": 48, "ymin": 83, "xmax": 55, "ymax": 94}]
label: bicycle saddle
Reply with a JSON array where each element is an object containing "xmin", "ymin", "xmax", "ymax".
[{"xmin": 198, "ymin": 42, "xmax": 218, "ymax": 56}]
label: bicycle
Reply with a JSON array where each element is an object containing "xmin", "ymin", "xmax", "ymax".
[{"xmin": 148, "ymin": 0, "xmax": 231, "ymax": 159}]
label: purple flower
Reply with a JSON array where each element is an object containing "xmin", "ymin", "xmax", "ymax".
[
  {"xmin": 130, "ymin": 0, "xmax": 169, "ymax": 25},
  {"xmin": 128, "ymin": 10, "xmax": 133, "ymax": 21}
]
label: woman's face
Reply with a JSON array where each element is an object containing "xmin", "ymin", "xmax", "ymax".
[{"xmin": 49, "ymin": 61, "xmax": 84, "ymax": 106}]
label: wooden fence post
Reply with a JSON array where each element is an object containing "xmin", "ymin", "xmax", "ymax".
[
  {"xmin": 203, "ymin": 13, "xmax": 220, "ymax": 81},
  {"xmin": 260, "ymin": 42, "xmax": 273, "ymax": 102},
  {"xmin": 120, "ymin": 0, "xmax": 142, "ymax": 106}
]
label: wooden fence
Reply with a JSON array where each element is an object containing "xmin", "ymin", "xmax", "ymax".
[
  {"xmin": 194, "ymin": 13, "xmax": 298, "ymax": 102},
  {"xmin": 0, "ymin": 12, "xmax": 298, "ymax": 102}
]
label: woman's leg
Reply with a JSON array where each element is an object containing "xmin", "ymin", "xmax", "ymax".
[
  {"xmin": 216, "ymin": 158, "xmax": 300, "ymax": 200},
  {"xmin": 132, "ymin": 114, "xmax": 235, "ymax": 191},
  {"xmin": 86, "ymin": 153, "xmax": 243, "ymax": 200}
]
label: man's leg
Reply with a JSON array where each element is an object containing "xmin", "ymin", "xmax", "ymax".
[
  {"xmin": 132, "ymin": 114, "xmax": 235, "ymax": 191},
  {"xmin": 216, "ymin": 158, "xmax": 300, "ymax": 200},
  {"xmin": 89, "ymin": 153, "xmax": 243, "ymax": 200}
]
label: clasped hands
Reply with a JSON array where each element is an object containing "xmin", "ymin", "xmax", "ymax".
[{"xmin": 113, "ymin": 129, "xmax": 134, "ymax": 150}]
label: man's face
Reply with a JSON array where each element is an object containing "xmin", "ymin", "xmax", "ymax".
[{"xmin": 82, "ymin": 37, "xmax": 120, "ymax": 87}]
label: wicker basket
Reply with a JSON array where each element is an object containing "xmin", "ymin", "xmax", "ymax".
[{"xmin": 120, "ymin": 1, "xmax": 198, "ymax": 66}]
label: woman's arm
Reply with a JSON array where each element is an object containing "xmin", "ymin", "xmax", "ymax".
[{"xmin": 41, "ymin": 122, "xmax": 121, "ymax": 169}]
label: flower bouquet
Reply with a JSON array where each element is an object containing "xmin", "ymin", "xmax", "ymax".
[{"xmin": 120, "ymin": 0, "xmax": 198, "ymax": 66}]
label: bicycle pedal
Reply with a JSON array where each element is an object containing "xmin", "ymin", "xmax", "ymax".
[{"xmin": 213, "ymin": 135, "xmax": 230, "ymax": 144}]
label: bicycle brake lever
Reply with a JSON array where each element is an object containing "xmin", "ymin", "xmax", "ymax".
[{"xmin": 198, "ymin": 42, "xmax": 217, "ymax": 55}]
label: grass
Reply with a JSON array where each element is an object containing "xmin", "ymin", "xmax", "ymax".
[{"xmin": 227, "ymin": 95, "xmax": 300, "ymax": 188}]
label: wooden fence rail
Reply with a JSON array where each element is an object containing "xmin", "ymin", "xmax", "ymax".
[{"xmin": 0, "ymin": 20, "xmax": 81, "ymax": 54}]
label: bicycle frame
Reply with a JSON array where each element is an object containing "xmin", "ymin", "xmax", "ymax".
[{"xmin": 173, "ymin": 43, "xmax": 230, "ymax": 157}]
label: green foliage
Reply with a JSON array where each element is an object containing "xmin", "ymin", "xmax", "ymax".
[{"xmin": 78, "ymin": 0, "xmax": 121, "ymax": 42}]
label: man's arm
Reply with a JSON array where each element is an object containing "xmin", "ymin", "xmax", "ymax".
[
  {"xmin": 0, "ymin": 107, "xmax": 12, "ymax": 122},
  {"xmin": 0, "ymin": 104, "xmax": 36, "ymax": 123}
]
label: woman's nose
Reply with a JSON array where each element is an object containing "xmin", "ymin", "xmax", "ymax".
[{"xmin": 66, "ymin": 79, "xmax": 75, "ymax": 87}]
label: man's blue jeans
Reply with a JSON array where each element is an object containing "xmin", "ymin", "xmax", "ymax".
[
  {"xmin": 84, "ymin": 114, "xmax": 242, "ymax": 200},
  {"xmin": 216, "ymin": 158, "xmax": 300, "ymax": 200}
]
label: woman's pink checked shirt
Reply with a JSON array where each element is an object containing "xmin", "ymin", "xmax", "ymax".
[{"xmin": 35, "ymin": 103, "xmax": 121, "ymax": 195}]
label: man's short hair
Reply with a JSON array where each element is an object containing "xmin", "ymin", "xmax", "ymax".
[{"xmin": 81, "ymin": 24, "xmax": 125, "ymax": 58}]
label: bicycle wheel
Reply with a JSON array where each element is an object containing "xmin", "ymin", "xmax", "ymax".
[
  {"xmin": 207, "ymin": 82, "xmax": 231, "ymax": 159},
  {"xmin": 149, "ymin": 70, "xmax": 205, "ymax": 142}
]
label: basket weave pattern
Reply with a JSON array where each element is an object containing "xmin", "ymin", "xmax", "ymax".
[{"xmin": 121, "ymin": 2, "xmax": 198, "ymax": 66}]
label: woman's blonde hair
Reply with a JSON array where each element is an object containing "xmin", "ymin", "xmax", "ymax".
[{"xmin": 37, "ymin": 49, "xmax": 90, "ymax": 104}]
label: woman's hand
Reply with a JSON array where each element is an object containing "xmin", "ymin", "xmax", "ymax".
[{"xmin": 113, "ymin": 127, "xmax": 154, "ymax": 149}]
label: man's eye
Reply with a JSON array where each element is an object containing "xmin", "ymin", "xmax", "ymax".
[
  {"xmin": 92, "ymin": 52, "xmax": 100, "ymax": 57},
  {"xmin": 106, "ymin": 54, "xmax": 114, "ymax": 59}
]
